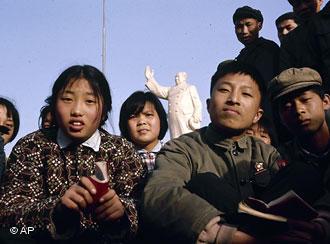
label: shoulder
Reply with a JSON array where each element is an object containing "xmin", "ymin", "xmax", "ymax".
[
  {"xmin": 162, "ymin": 127, "xmax": 206, "ymax": 150},
  {"xmin": 258, "ymin": 37, "xmax": 279, "ymax": 50},
  {"xmin": 13, "ymin": 129, "xmax": 55, "ymax": 150},
  {"xmin": 277, "ymin": 140, "xmax": 295, "ymax": 157},
  {"xmin": 99, "ymin": 129, "xmax": 136, "ymax": 152},
  {"xmin": 248, "ymin": 136, "xmax": 280, "ymax": 157}
]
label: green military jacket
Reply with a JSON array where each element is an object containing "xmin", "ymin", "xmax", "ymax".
[{"xmin": 142, "ymin": 125, "xmax": 280, "ymax": 242}]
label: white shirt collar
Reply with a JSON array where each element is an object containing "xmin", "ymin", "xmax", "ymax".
[
  {"xmin": 57, "ymin": 129, "xmax": 101, "ymax": 152},
  {"xmin": 137, "ymin": 140, "xmax": 163, "ymax": 153}
]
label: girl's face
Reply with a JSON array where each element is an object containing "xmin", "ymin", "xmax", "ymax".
[
  {"xmin": 246, "ymin": 123, "xmax": 271, "ymax": 145},
  {"xmin": 42, "ymin": 112, "xmax": 53, "ymax": 129},
  {"xmin": 127, "ymin": 101, "xmax": 161, "ymax": 151},
  {"xmin": 0, "ymin": 104, "xmax": 14, "ymax": 145},
  {"xmin": 55, "ymin": 78, "xmax": 103, "ymax": 143}
]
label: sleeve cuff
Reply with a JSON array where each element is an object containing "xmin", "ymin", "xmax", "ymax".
[{"xmin": 216, "ymin": 224, "xmax": 237, "ymax": 244}]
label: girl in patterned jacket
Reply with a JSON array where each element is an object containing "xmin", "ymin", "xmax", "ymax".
[{"xmin": 0, "ymin": 65, "xmax": 144, "ymax": 244}]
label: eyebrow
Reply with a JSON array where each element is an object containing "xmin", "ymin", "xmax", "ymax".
[
  {"xmin": 62, "ymin": 90, "xmax": 95, "ymax": 96},
  {"xmin": 219, "ymin": 81, "xmax": 253, "ymax": 89}
]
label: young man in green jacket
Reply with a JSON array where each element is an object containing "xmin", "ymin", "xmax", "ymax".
[{"xmin": 142, "ymin": 61, "xmax": 281, "ymax": 243}]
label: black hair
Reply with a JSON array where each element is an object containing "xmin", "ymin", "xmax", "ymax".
[
  {"xmin": 233, "ymin": 6, "xmax": 263, "ymax": 24},
  {"xmin": 39, "ymin": 104, "xmax": 53, "ymax": 129},
  {"xmin": 275, "ymin": 12, "xmax": 300, "ymax": 26},
  {"xmin": 211, "ymin": 60, "xmax": 266, "ymax": 104},
  {"xmin": 256, "ymin": 115, "xmax": 278, "ymax": 147},
  {"xmin": 0, "ymin": 97, "xmax": 20, "ymax": 142},
  {"xmin": 49, "ymin": 65, "xmax": 111, "ymax": 127},
  {"xmin": 119, "ymin": 91, "xmax": 168, "ymax": 141}
]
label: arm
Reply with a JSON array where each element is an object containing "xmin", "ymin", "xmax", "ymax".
[
  {"xmin": 107, "ymin": 138, "xmax": 145, "ymax": 240},
  {"xmin": 0, "ymin": 138, "xmax": 60, "ymax": 232},
  {"xmin": 145, "ymin": 66, "xmax": 170, "ymax": 99},
  {"xmin": 142, "ymin": 139, "xmax": 222, "ymax": 242},
  {"xmin": 279, "ymin": 39, "xmax": 296, "ymax": 73},
  {"xmin": 255, "ymin": 45, "xmax": 280, "ymax": 84},
  {"xmin": 188, "ymin": 85, "xmax": 202, "ymax": 130}
]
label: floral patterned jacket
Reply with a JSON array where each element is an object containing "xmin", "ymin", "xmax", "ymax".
[{"xmin": 0, "ymin": 128, "xmax": 144, "ymax": 243}]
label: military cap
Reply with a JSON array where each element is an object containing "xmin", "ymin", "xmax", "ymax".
[
  {"xmin": 268, "ymin": 67, "xmax": 322, "ymax": 101},
  {"xmin": 233, "ymin": 6, "xmax": 263, "ymax": 24}
]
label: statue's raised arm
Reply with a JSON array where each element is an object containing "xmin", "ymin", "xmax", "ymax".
[
  {"xmin": 145, "ymin": 65, "xmax": 154, "ymax": 81},
  {"xmin": 144, "ymin": 65, "xmax": 170, "ymax": 99}
]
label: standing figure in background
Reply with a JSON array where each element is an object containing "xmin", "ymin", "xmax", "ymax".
[
  {"xmin": 233, "ymin": 5, "xmax": 280, "ymax": 87},
  {"xmin": 275, "ymin": 12, "xmax": 299, "ymax": 44},
  {"xmin": 145, "ymin": 65, "xmax": 202, "ymax": 139}
]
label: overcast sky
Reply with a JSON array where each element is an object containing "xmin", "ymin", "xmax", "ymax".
[{"xmin": 0, "ymin": 0, "xmax": 293, "ymax": 154}]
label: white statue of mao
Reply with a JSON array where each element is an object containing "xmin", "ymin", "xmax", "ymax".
[{"xmin": 145, "ymin": 65, "xmax": 202, "ymax": 139}]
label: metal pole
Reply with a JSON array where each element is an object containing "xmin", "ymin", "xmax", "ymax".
[{"xmin": 102, "ymin": 0, "xmax": 106, "ymax": 74}]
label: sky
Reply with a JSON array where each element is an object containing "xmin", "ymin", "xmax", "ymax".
[{"xmin": 0, "ymin": 0, "xmax": 293, "ymax": 155}]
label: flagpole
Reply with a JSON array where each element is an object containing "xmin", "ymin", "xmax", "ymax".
[{"xmin": 102, "ymin": 0, "xmax": 106, "ymax": 74}]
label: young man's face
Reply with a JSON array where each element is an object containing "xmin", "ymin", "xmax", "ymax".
[
  {"xmin": 235, "ymin": 18, "xmax": 261, "ymax": 46},
  {"xmin": 207, "ymin": 72, "xmax": 263, "ymax": 134},
  {"xmin": 289, "ymin": 0, "xmax": 323, "ymax": 20},
  {"xmin": 277, "ymin": 19, "xmax": 298, "ymax": 43},
  {"xmin": 279, "ymin": 90, "xmax": 330, "ymax": 136}
]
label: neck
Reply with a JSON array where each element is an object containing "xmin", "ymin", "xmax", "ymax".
[
  {"xmin": 299, "ymin": 122, "xmax": 330, "ymax": 154},
  {"xmin": 137, "ymin": 140, "xmax": 159, "ymax": 152},
  {"xmin": 212, "ymin": 124, "xmax": 245, "ymax": 141},
  {"xmin": 245, "ymin": 37, "xmax": 260, "ymax": 47}
]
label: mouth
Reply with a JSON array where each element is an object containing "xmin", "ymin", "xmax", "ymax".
[
  {"xmin": 298, "ymin": 119, "xmax": 310, "ymax": 126},
  {"xmin": 241, "ymin": 36, "xmax": 251, "ymax": 42},
  {"xmin": 137, "ymin": 128, "xmax": 149, "ymax": 133},
  {"xmin": 223, "ymin": 108, "xmax": 240, "ymax": 115},
  {"xmin": 69, "ymin": 120, "xmax": 85, "ymax": 131}
]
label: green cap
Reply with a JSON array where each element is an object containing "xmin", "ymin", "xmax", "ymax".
[{"xmin": 268, "ymin": 67, "xmax": 322, "ymax": 101}]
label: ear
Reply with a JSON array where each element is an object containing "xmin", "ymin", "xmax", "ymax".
[
  {"xmin": 206, "ymin": 98, "xmax": 210, "ymax": 112},
  {"xmin": 257, "ymin": 21, "xmax": 262, "ymax": 31},
  {"xmin": 252, "ymin": 108, "xmax": 264, "ymax": 124},
  {"xmin": 323, "ymin": 94, "xmax": 330, "ymax": 110}
]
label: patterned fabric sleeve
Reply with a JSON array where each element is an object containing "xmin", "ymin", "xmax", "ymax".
[
  {"xmin": 107, "ymin": 137, "xmax": 145, "ymax": 240},
  {"xmin": 0, "ymin": 134, "xmax": 59, "ymax": 232}
]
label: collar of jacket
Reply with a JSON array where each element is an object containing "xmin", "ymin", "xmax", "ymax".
[
  {"xmin": 293, "ymin": 137, "xmax": 330, "ymax": 161},
  {"xmin": 205, "ymin": 123, "xmax": 248, "ymax": 151}
]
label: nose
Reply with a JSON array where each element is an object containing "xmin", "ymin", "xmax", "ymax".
[
  {"xmin": 71, "ymin": 101, "xmax": 84, "ymax": 116},
  {"xmin": 242, "ymin": 25, "xmax": 249, "ymax": 34},
  {"xmin": 226, "ymin": 90, "xmax": 240, "ymax": 105},
  {"xmin": 282, "ymin": 28, "xmax": 289, "ymax": 35},
  {"xmin": 136, "ymin": 115, "xmax": 147, "ymax": 126},
  {"xmin": 294, "ymin": 100, "xmax": 305, "ymax": 115}
]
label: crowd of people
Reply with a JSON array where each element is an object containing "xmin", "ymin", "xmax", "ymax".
[{"xmin": 0, "ymin": 0, "xmax": 330, "ymax": 243}]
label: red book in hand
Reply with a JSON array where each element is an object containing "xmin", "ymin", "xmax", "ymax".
[
  {"xmin": 87, "ymin": 161, "xmax": 109, "ymax": 204},
  {"xmin": 238, "ymin": 190, "xmax": 318, "ymax": 222}
]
